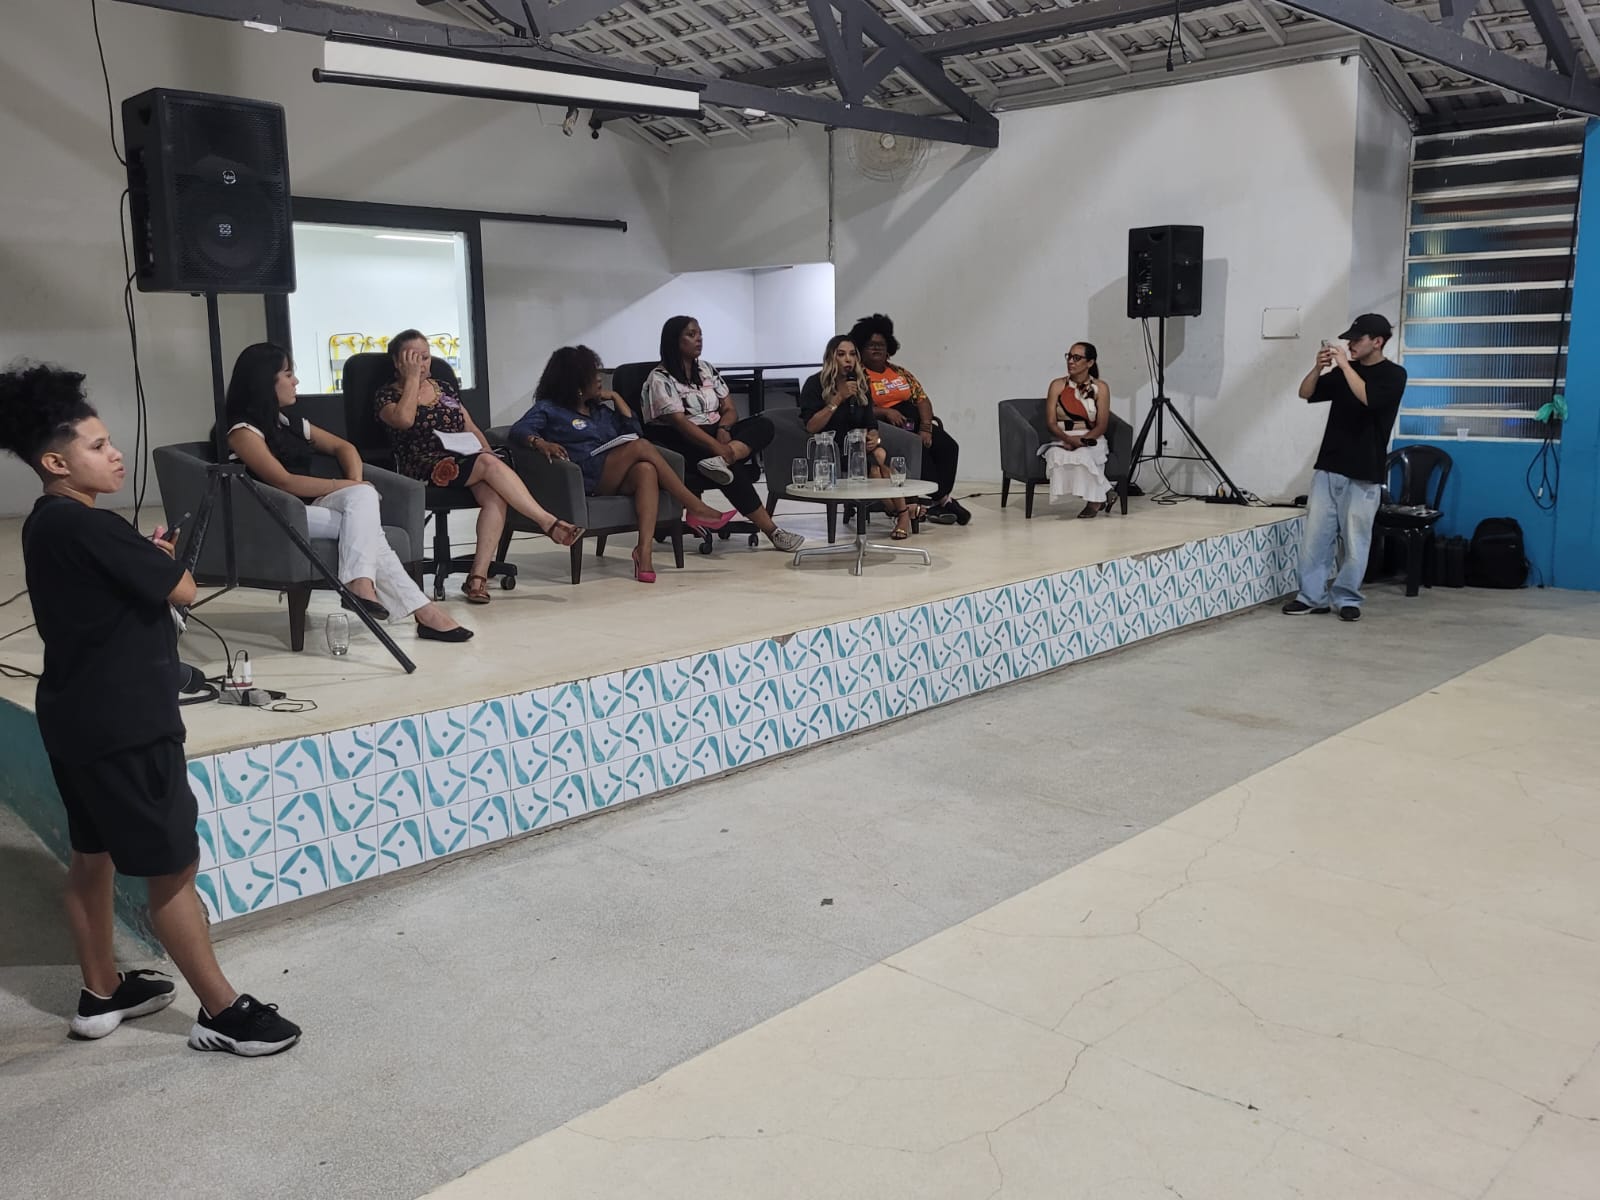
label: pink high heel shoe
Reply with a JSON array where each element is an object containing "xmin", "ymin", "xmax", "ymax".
[
  {"xmin": 684, "ymin": 509, "xmax": 737, "ymax": 534},
  {"xmin": 631, "ymin": 546, "xmax": 656, "ymax": 584}
]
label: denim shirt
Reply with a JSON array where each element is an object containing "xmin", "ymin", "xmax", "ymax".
[{"xmin": 509, "ymin": 398, "xmax": 639, "ymax": 493}]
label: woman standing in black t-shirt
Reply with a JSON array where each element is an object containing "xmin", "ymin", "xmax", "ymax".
[{"xmin": 0, "ymin": 361, "xmax": 301, "ymax": 1056}]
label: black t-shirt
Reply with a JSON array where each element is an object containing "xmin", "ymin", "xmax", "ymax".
[
  {"xmin": 1309, "ymin": 358, "xmax": 1407, "ymax": 484},
  {"xmin": 799, "ymin": 373, "xmax": 877, "ymax": 437},
  {"xmin": 22, "ymin": 496, "xmax": 187, "ymax": 759}
]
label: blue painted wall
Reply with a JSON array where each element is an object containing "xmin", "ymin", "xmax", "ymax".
[{"xmin": 1396, "ymin": 118, "xmax": 1599, "ymax": 591}]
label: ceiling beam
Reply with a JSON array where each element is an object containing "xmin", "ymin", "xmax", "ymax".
[
  {"xmin": 731, "ymin": 0, "xmax": 1235, "ymax": 89},
  {"xmin": 109, "ymin": 0, "xmax": 999, "ymax": 145},
  {"xmin": 1273, "ymin": 0, "xmax": 1600, "ymax": 115}
]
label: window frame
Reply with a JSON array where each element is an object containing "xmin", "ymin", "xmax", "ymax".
[{"xmin": 264, "ymin": 196, "xmax": 492, "ymax": 411}]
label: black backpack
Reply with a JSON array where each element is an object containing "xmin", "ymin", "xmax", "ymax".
[{"xmin": 1466, "ymin": 518, "xmax": 1528, "ymax": 589}]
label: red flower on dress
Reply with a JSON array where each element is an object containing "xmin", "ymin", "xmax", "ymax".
[{"xmin": 430, "ymin": 457, "xmax": 460, "ymax": 487}]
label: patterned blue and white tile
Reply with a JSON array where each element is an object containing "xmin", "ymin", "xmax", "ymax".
[
  {"xmin": 690, "ymin": 649, "xmax": 727, "ymax": 694},
  {"xmin": 721, "ymin": 677, "xmax": 782, "ymax": 727},
  {"xmin": 374, "ymin": 716, "xmax": 424, "ymax": 771},
  {"xmin": 324, "ymin": 780, "xmax": 377, "ymax": 838},
  {"xmin": 274, "ymin": 790, "xmax": 330, "ymax": 854},
  {"xmin": 327, "ymin": 725, "xmax": 376, "ymax": 783},
  {"xmin": 586, "ymin": 671, "xmax": 630, "ymax": 721},
  {"xmin": 547, "ymin": 727, "xmax": 590, "ymax": 776},
  {"xmin": 194, "ymin": 870, "xmax": 223, "ymax": 923},
  {"xmin": 195, "ymin": 814, "xmax": 218, "ymax": 872},
  {"xmin": 510, "ymin": 786, "xmax": 562, "ymax": 835},
  {"xmin": 653, "ymin": 656, "xmax": 699, "ymax": 704},
  {"xmin": 218, "ymin": 853, "xmax": 277, "ymax": 917},
  {"xmin": 546, "ymin": 773, "xmax": 591, "ymax": 821},
  {"xmin": 424, "ymin": 755, "xmax": 473, "ymax": 810},
  {"xmin": 467, "ymin": 698, "xmax": 512, "ymax": 751},
  {"xmin": 328, "ymin": 830, "xmax": 380, "ymax": 887},
  {"xmin": 374, "ymin": 766, "xmax": 426, "ymax": 822},
  {"xmin": 277, "ymin": 842, "xmax": 333, "ymax": 902},
  {"xmin": 377, "ymin": 818, "xmax": 427, "ymax": 874},
  {"xmin": 508, "ymin": 687, "xmax": 552, "ymax": 739},
  {"xmin": 186, "ymin": 756, "xmax": 219, "ymax": 814},
  {"xmin": 214, "ymin": 746, "xmax": 272, "ymax": 807},
  {"xmin": 507, "ymin": 735, "xmax": 552, "ymax": 791},
  {"xmin": 469, "ymin": 793, "xmax": 512, "ymax": 848},
  {"xmin": 216, "ymin": 799, "xmax": 275, "ymax": 863},
  {"xmin": 623, "ymin": 663, "xmax": 664, "ymax": 711},
  {"xmin": 657, "ymin": 693, "xmax": 722, "ymax": 747},
  {"xmin": 545, "ymin": 681, "xmax": 588, "ymax": 732},
  {"xmin": 780, "ymin": 626, "xmax": 832, "ymax": 672},
  {"xmin": 423, "ymin": 707, "xmax": 471, "ymax": 760},
  {"xmin": 468, "ymin": 745, "xmax": 515, "ymax": 798},
  {"xmin": 781, "ymin": 663, "xmax": 837, "ymax": 710}
]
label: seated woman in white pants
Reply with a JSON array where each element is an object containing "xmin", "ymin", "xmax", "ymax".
[
  {"xmin": 223, "ymin": 343, "xmax": 471, "ymax": 643},
  {"xmin": 1043, "ymin": 341, "xmax": 1117, "ymax": 518}
]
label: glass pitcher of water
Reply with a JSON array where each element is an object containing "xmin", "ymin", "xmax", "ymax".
[
  {"xmin": 844, "ymin": 428, "xmax": 869, "ymax": 484},
  {"xmin": 807, "ymin": 430, "xmax": 839, "ymax": 490}
]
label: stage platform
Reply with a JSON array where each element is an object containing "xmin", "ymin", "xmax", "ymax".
[{"xmin": 0, "ymin": 490, "xmax": 1300, "ymax": 927}]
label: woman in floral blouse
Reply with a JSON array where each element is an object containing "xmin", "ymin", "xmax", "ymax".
[{"xmin": 375, "ymin": 329, "xmax": 582, "ymax": 605}]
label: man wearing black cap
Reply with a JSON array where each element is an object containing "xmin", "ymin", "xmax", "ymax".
[{"xmin": 1284, "ymin": 313, "xmax": 1407, "ymax": 622}]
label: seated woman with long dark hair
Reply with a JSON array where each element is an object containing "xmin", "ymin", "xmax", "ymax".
[
  {"xmin": 642, "ymin": 315, "xmax": 803, "ymax": 553},
  {"xmin": 847, "ymin": 312, "xmax": 970, "ymax": 526},
  {"xmin": 375, "ymin": 328, "xmax": 582, "ymax": 605},
  {"xmin": 223, "ymin": 343, "xmax": 471, "ymax": 642},
  {"xmin": 510, "ymin": 345, "xmax": 735, "ymax": 584},
  {"xmin": 1044, "ymin": 340, "xmax": 1116, "ymax": 517},
  {"xmin": 798, "ymin": 334, "xmax": 919, "ymax": 540}
]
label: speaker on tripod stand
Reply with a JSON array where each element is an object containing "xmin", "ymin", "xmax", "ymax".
[
  {"xmin": 1120, "ymin": 225, "xmax": 1246, "ymax": 511},
  {"xmin": 123, "ymin": 88, "xmax": 414, "ymax": 672}
]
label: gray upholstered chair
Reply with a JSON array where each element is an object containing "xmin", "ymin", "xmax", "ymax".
[
  {"xmin": 998, "ymin": 397, "xmax": 1132, "ymax": 518},
  {"xmin": 764, "ymin": 404, "xmax": 925, "ymax": 543},
  {"xmin": 487, "ymin": 421, "xmax": 687, "ymax": 585},
  {"xmin": 153, "ymin": 441, "xmax": 425, "ymax": 651}
]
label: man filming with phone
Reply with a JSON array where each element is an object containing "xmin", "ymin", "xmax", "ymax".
[{"xmin": 1284, "ymin": 313, "xmax": 1407, "ymax": 623}]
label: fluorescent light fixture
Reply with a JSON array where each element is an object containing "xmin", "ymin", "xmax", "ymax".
[
  {"xmin": 317, "ymin": 34, "xmax": 703, "ymax": 117},
  {"xmin": 374, "ymin": 233, "xmax": 459, "ymax": 244}
]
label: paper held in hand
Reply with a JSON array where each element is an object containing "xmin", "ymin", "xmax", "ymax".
[
  {"xmin": 434, "ymin": 431, "xmax": 482, "ymax": 455},
  {"xmin": 589, "ymin": 433, "xmax": 638, "ymax": 457}
]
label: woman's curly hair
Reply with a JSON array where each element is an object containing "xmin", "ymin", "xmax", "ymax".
[
  {"xmin": 846, "ymin": 313, "xmax": 900, "ymax": 359},
  {"xmin": 535, "ymin": 345, "xmax": 604, "ymax": 410},
  {"xmin": 0, "ymin": 361, "xmax": 96, "ymax": 467}
]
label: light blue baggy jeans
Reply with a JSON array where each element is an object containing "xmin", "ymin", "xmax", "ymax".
[{"xmin": 1296, "ymin": 469, "xmax": 1383, "ymax": 610}]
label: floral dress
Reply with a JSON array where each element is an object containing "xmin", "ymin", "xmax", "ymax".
[{"xmin": 375, "ymin": 378, "xmax": 483, "ymax": 488}]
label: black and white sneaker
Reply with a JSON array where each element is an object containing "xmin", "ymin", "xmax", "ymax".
[
  {"xmin": 1281, "ymin": 600, "xmax": 1331, "ymax": 615},
  {"xmin": 70, "ymin": 969, "xmax": 176, "ymax": 1040},
  {"xmin": 1338, "ymin": 605, "xmax": 1362, "ymax": 622},
  {"xmin": 188, "ymin": 994, "xmax": 301, "ymax": 1057},
  {"xmin": 946, "ymin": 498, "xmax": 973, "ymax": 526}
]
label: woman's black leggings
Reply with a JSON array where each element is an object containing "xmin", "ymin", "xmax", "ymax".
[
  {"xmin": 919, "ymin": 417, "xmax": 960, "ymax": 501},
  {"xmin": 645, "ymin": 416, "xmax": 773, "ymax": 517}
]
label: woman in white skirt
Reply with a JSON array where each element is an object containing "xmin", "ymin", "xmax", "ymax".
[
  {"xmin": 1042, "ymin": 341, "xmax": 1116, "ymax": 518},
  {"xmin": 223, "ymin": 343, "xmax": 471, "ymax": 643}
]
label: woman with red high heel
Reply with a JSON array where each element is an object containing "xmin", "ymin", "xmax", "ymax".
[{"xmin": 511, "ymin": 346, "xmax": 735, "ymax": 583}]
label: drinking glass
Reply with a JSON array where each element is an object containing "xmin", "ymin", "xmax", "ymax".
[
  {"xmin": 814, "ymin": 460, "xmax": 836, "ymax": 490},
  {"xmin": 791, "ymin": 457, "xmax": 809, "ymax": 487},
  {"xmin": 889, "ymin": 456, "xmax": 908, "ymax": 487},
  {"xmin": 325, "ymin": 612, "xmax": 350, "ymax": 657}
]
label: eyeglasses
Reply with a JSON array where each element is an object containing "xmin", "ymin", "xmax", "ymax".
[{"xmin": 1065, "ymin": 353, "xmax": 1089, "ymax": 363}]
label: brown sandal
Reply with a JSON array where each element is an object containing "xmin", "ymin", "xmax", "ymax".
[
  {"xmin": 542, "ymin": 517, "xmax": 585, "ymax": 547},
  {"xmin": 462, "ymin": 574, "xmax": 491, "ymax": 604}
]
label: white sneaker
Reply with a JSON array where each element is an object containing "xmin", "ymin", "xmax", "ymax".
[
  {"xmin": 769, "ymin": 527, "xmax": 805, "ymax": 553},
  {"xmin": 696, "ymin": 456, "xmax": 735, "ymax": 485}
]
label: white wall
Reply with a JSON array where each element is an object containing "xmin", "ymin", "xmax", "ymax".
[
  {"xmin": 1349, "ymin": 62, "xmax": 1413, "ymax": 327},
  {"xmin": 0, "ymin": 0, "xmax": 672, "ymax": 513},
  {"xmin": 753, "ymin": 264, "xmax": 838, "ymax": 364},
  {"xmin": 829, "ymin": 59, "xmax": 1365, "ymax": 500}
]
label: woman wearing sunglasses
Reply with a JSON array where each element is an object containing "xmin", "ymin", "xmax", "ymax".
[{"xmin": 1043, "ymin": 342, "xmax": 1116, "ymax": 518}]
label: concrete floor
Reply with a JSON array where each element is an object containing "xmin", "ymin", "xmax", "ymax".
[{"xmin": 2, "ymin": 584, "xmax": 1597, "ymax": 1200}]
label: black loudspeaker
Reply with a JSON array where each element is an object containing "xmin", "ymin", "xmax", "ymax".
[
  {"xmin": 1127, "ymin": 225, "xmax": 1203, "ymax": 319},
  {"xmin": 122, "ymin": 89, "xmax": 294, "ymax": 294}
]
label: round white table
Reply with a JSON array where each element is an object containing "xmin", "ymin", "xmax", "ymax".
[{"xmin": 786, "ymin": 480, "xmax": 936, "ymax": 575}]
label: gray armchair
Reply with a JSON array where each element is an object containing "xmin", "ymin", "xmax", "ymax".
[
  {"xmin": 998, "ymin": 398, "xmax": 1132, "ymax": 518},
  {"xmin": 153, "ymin": 442, "xmax": 425, "ymax": 651},
  {"xmin": 764, "ymin": 406, "xmax": 925, "ymax": 543},
  {"xmin": 487, "ymin": 425, "xmax": 687, "ymax": 585}
]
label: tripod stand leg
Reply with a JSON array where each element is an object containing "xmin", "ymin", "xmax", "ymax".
[
  {"xmin": 236, "ymin": 477, "xmax": 417, "ymax": 674},
  {"xmin": 1122, "ymin": 399, "xmax": 1164, "ymax": 516},
  {"xmin": 1160, "ymin": 402, "xmax": 1248, "ymax": 504}
]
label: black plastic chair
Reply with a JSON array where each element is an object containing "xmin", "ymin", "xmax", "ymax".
[
  {"xmin": 342, "ymin": 352, "xmax": 518, "ymax": 601},
  {"xmin": 1373, "ymin": 444, "xmax": 1452, "ymax": 597}
]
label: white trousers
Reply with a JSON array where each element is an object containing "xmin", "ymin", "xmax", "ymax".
[{"xmin": 304, "ymin": 485, "xmax": 429, "ymax": 621}]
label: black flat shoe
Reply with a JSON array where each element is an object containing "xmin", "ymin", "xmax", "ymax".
[
  {"xmin": 947, "ymin": 498, "xmax": 973, "ymax": 526},
  {"xmin": 342, "ymin": 594, "xmax": 390, "ymax": 621},
  {"xmin": 418, "ymin": 625, "xmax": 473, "ymax": 642}
]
